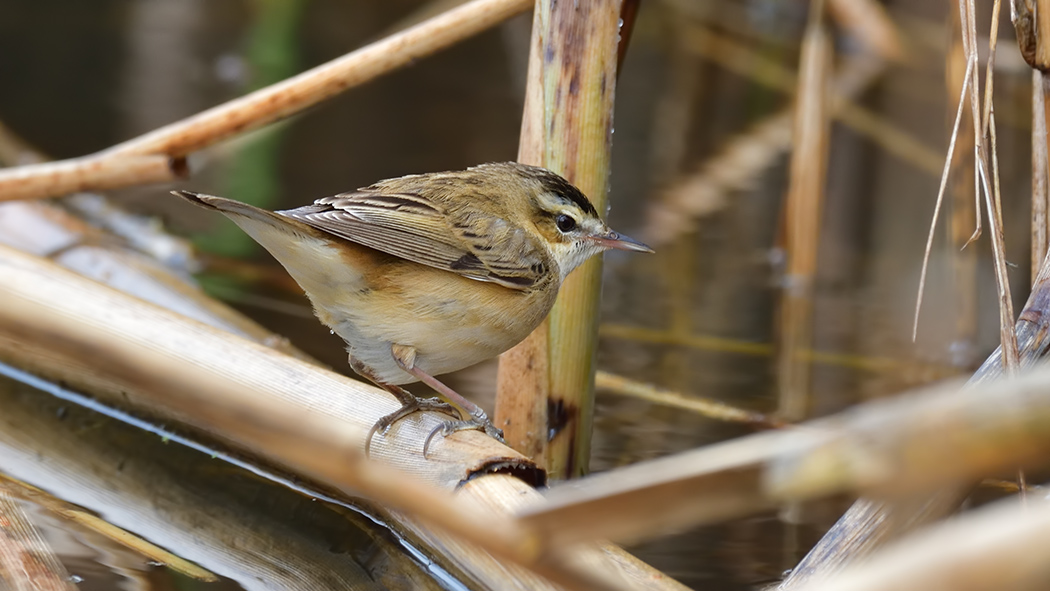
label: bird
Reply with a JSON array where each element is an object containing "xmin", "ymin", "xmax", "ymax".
[{"xmin": 173, "ymin": 162, "xmax": 652, "ymax": 455}]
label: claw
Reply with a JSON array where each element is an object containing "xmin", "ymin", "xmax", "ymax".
[
  {"xmin": 421, "ymin": 417, "xmax": 505, "ymax": 457},
  {"xmin": 363, "ymin": 396, "xmax": 458, "ymax": 457}
]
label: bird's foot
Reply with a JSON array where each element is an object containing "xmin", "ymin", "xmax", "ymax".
[
  {"xmin": 364, "ymin": 395, "xmax": 457, "ymax": 456},
  {"xmin": 423, "ymin": 406, "xmax": 504, "ymax": 457}
]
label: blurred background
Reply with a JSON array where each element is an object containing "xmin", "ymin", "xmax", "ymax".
[{"xmin": 0, "ymin": 0, "xmax": 1036, "ymax": 589}]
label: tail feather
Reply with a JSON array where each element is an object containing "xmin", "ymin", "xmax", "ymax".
[
  {"xmin": 172, "ymin": 190, "xmax": 290, "ymax": 228},
  {"xmin": 172, "ymin": 189, "xmax": 366, "ymax": 302}
]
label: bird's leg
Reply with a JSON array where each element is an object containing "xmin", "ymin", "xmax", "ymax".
[
  {"xmin": 350, "ymin": 357, "xmax": 457, "ymax": 456},
  {"xmin": 390, "ymin": 344, "xmax": 504, "ymax": 456}
]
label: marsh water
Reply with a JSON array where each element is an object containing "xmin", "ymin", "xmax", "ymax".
[{"xmin": 0, "ymin": 0, "xmax": 1036, "ymax": 589}]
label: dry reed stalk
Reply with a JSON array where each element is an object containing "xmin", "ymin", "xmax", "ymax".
[
  {"xmin": 946, "ymin": 26, "xmax": 979, "ymax": 369},
  {"xmin": 0, "ymin": 154, "xmax": 183, "ymax": 202},
  {"xmin": 1012, "ymin": 0, "xmax": 1050, "ymax": 71},
  {"xmin": 495, "ymin": 0, "xmax": 623, "ymax": 479},
  {"xmin": 1014, "ymin": 2, "xmax": 1050, "ymax": 281},
  {"xmin": 0, "ymin": 492, "xmax": 75, "ymax": 591},
  {"xmin": 595, "ymin": 371, "xmax": 783, "ymax": 428},
  {"xmin": 0, "ymin": 245, "xmax": 686, "ymax": 591},
  {"xmin": 1032, "ymin": 70, "xmax": 1049, "ymax": 281},
  {"xmin": 522, "ymin": 356, "xmax": 1050, "ymax": 547},
  {"xmin": 963, "ymin": 0, "xmax": 1019, "ymax": 370},
  {"xmin": 404, "ymin": 474, "xmax": 690, "ymax": 591},
  {"xmin": 776, "ymin": 253, "xmax": 1050, "ymax": 589},
  {"xmin": 773, "ymin": 495, "xmax": 969, "ymax": 590},
  {"xmin": 0, "ymin": 0, "xmax": 532, "ymax": 202},
  {"xmin": 915, "ymin": 0, "xmax": 1018, "ymax": 372},
  {"xmin": 776, "ymin": 4, "xmax": 832, "ymax": 421},
  {"xmin": 787, "ymin": 496, "xmax": 1050, "ymax": 591},
  {"xmin": 826, "ymin": 0, "xmax": 905, "ymax": 60}
]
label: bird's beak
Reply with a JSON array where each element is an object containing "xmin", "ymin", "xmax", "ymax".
[{"xmin": 587, "ymin": 230, "xmax": 654, "ymax": 253}]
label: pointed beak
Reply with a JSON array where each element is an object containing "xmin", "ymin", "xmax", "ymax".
[{"xmin": 587, "ymin": 230, "xmax": 654, "ymax": 253}]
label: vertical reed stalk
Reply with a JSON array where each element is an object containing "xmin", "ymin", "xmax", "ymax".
[
  {"xmin": 776, "ymin": 2, "xmax": 832, "ymax": 421},
  {"xmin": 1032, "ymin": 70, "xmax": 1049, "ymax": 282},
  {"xmin": 961, "ymin": 0, "xmax": 1019, "ymax": 371},
  {"xmin": 948, "ymin": 26, "xmax": 978, "ymax": 367},
  {"xmin": 496, "ymin": 0, "xmax": 623, "ymax": 479}
]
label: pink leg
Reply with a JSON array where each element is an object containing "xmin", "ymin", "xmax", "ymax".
[{"xmin": 390, "ymin": 344, "xmax": 504, "ymax": 456}]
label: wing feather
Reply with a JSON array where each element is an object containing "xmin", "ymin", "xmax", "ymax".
[{"xmin": 278, "ymin": 191, "xmax": 550, "ymax": 290}]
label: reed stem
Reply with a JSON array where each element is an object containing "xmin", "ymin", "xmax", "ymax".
[{"xmin": 496, "ymin": 0, "xmax": 624, "ymax": 479}]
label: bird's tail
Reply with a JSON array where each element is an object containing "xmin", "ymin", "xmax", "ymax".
[{"xmin": 173, "ymin": 191, "xmax": 288, "ymax": 227}]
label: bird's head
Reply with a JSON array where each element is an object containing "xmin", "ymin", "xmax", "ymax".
[{"xmin": 473, "ymin": 162, "xmax": 653, "ymax": 281}]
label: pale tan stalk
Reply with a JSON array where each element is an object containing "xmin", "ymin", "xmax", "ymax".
[
  {"xmin": 1032, "ymin": 70, "xmax": 1048, "ymax": 281},
  {"xmin": 777, "ymin": 3, "xmax": 832, "ymax": 421},
  {"xmin": 789, "ymin": 497, "xmax": 1050, "ymax": 591},
  {"xmin": 495, "ymin": 0, "xmax": 623, "ymax": 479},
  {"xmin": 962, "ymin": 0, "xmax": 1020, "ymax": 370},
  {"xmin": 947, "ymin": 25, "xmax": 979, "ymax": 369},
  {"xmin": 0, "ymin": 0, "xmax": 532, "ymax": 202},
  {"xmin": 0, "ymin": 154, "xmax": 182, "ymax": 202}
]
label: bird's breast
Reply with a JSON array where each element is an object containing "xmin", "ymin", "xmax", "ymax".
[{"xmin": 315, "ymin": 249, "xmax": 557, "ymax": 384}]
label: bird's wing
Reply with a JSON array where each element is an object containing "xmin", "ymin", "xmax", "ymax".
[{"xmin": 278, "ymin": 192, "xmax": 550, "ymax": 290}]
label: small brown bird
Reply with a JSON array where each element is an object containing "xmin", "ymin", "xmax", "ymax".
[{"xmin": 174, "ymin": 162, "xmax": 651, "ymax": 454}]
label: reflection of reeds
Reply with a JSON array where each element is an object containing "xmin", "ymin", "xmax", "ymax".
[
  {"xmin": 0, "ymin": 476, "xmax": 216, "ymax": 582},
  {"xmin": 596, "ymin": 371, "xmax": 783, "ymax": 428},
  {"xmin": 642, "ymin": 26, "xmax": 914, "ymax": 248},
  {"xmin": 0, "ymin": 490, "xmax": 77, "ymax": 591},
  {"xmin": 776, "ymin": 2, "xmax": 831, "ymax": 422}
]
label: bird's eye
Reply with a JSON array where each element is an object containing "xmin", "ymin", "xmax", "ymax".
[{"xmin": 555, "ymin": 214, "xmax": 577, "ymax": 233}]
